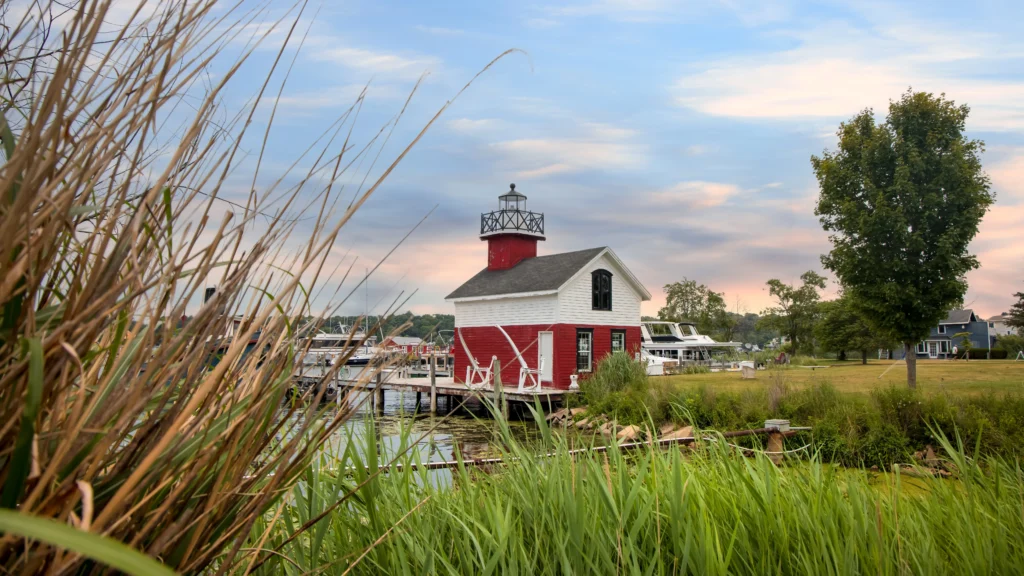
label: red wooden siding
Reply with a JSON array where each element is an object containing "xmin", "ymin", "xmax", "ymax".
[
  {"xmin": 455, "ymin": 324, "xmax": 641, "ymax": 390},
  {"xmin": 486, "ymin": 234, "xmax": 539, "ymax": 271}
]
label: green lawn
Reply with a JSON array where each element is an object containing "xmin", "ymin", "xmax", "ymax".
[{"xmin": 660, "ymin": 359, "xmax": 1024, "ymax": 396}]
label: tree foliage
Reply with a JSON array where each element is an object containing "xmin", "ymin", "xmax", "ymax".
[
  {"xmin": 812, "ymin": 90, "xmax": 994, "ymax": 387},
  {"xmin": 1008, "ymin": 292, "xmax": 1024, "ymax": 332},
  {"xmin": 658, "ymin": 278, "xmax": 728, "ymax": 337},
  {"xmin": 759, "ymin": 271, "xmax": 827, "ymax": 354},
  {"xmin": 321, "ymin": 312, "xmax": 454, "ymax": 341},
  {"xmin": 815, "ymin": 296, "xmax": 893, "ymax": 363}
]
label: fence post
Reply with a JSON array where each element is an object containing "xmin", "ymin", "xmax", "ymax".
[
  {"xmin": 491, "ymin": 356, "xmax": 507, "ymax": 418},
  {"xmin": 765, "ymin": 419, "xmax": 788, "ymax": 465},
  {"xmin": 429, "ymin": 356, "xmax": 437, "ymax": 415},
  {"xmin": 375, "ymin": 371, "xmax": 384, "ymax": 415}
]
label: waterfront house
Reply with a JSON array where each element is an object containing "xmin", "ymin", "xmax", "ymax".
[
  {"xmin": 885, "ymin": 309, "xmax": 990, "ymax": 359},
  {"xmin": 446, "ymin": 184, "xmax": 651, "ymax": 390}
]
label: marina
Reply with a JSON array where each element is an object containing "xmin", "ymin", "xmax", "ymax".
[{"xmin": 293, "ymin": 360, "xmax": 575, "ymax": 411}]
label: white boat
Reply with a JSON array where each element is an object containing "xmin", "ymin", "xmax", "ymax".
[
  {"xmin": 300, "ymin": 326, "xmax": 377, "ymax": 367},
  {"xmin": 641, "ymin": 321, "xmax": 742, "ymax": 366}
]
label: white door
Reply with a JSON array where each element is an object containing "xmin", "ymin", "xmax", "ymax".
[
  {"xmin": 927, "ymin": 341, "xmax": 938, "ymax": 359},
  {"xmin": 538, "ymin": 332, "xmax": 553, "ymax": 382}
]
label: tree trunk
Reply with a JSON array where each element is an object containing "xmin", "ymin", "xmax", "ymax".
[
  {"xmin": 838, "ymin": 350, "xmax": 847, "ymax": 361},
  {"xmin": 905, "ymin": 342, "xmax": 917, "ymax": 389},
  {"xmin": 861, "ymin": 349, "xmax": 868, "ymax": 365}
]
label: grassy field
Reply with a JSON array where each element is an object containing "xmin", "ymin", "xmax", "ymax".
[{"xmin": 661, "ymin": 359, "xmax": 1024, "ymax": 396}]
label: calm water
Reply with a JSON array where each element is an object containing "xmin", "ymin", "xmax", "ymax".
[{"xmin": 299, "ymin": 387, "xmax": 543, "ymax": 474}]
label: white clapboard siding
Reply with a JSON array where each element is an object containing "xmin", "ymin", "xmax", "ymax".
[
  {"xmin": 556, "ymin": 253, "xmax": 641, "ymax": 325},
  {"xmin": 455, "ymin": 294, "xmax": 558, "ymax": 327}
]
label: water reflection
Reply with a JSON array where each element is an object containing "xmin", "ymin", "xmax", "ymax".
[{"xmin": 305, "ymin": 389, "xmax": 540, "ymax": 476}]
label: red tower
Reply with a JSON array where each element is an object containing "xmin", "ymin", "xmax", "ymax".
[{"xmin": 480, "ymin": 183, "xmax": 545, "ymax": 271}]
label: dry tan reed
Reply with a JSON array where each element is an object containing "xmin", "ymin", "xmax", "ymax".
[{"xmin": 0, "ymin": 0, "xmax": 495, "ymax": 572}]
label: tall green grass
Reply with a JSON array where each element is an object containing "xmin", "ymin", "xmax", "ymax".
[{"xmin": 250, "ymin": 408, "xmax": 1024, "ymax": 575}]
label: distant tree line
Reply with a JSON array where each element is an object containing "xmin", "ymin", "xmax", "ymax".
[{"xmin": 316, "ymin": 312, "xmax": 454, "ymax": 342}]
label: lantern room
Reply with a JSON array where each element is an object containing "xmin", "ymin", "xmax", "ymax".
[{"xmin": 480, "ymin": 183, "xmax": 546, "ymax": 271}]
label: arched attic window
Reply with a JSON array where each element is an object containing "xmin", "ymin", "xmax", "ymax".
[{"xmin": 592, "ymin": 269, "xmax": 612, "ymax": 311}]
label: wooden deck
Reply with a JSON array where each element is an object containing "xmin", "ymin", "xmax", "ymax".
[{"xmin": 293, "ymin": 367, "xmax": 575, "ymax": 405}]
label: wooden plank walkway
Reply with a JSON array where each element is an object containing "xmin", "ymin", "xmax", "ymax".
[{"xmin": 293, "ymin": 367, "xmax": 575, "ymax": 405}]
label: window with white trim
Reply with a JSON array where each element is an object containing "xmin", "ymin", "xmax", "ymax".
[
  {"xmin": 576, "ymin": 329, "xmax": 593, "ymax": 372},
  {"xmin": 611, "ymin": 330, "xmax": 626, "ymax": 354},
  {"xmin": 938, "ymin": 325, "xmax": 946, "ymax": 334},
  {"xmin": 916, "ymin": 342, "xmax": 927, "ymax": 354},
  {"xmin": 939, "ymin": 341, "xmax": 949, "ymax": 353}
]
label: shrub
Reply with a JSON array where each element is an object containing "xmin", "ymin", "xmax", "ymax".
[
  {"xmin": 989, "ymin": 349, "xmax": 1009, "ymax": 360},
  {"xmin": 995, "ymin": 335, "xmax": 1024, "ymax": 355},
  {"xmin": 580, "ymin": 352, "xmax": 662, "ymax": 424},
  {"xmin": 859, "ymin": 424, "xmax": 911, "ymax": 468}
]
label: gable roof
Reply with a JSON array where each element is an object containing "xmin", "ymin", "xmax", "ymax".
[
  {"xmin": 445, "ymin": 247, "xmax": 651, "ymax": 302},
  {"xmin": 939, "ymin": 309, "xmax": 978, "ymax": 325}
]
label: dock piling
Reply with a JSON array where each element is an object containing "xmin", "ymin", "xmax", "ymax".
[
  {"xmin": 375, "ymin": 371, "xmax": 384, "ymax": 414},
  {"xmin": 429, "ymin": 356, "xmax": 437, "ymax": 415}
]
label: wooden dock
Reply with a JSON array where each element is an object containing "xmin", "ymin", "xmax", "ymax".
[{"xmin": 293, "ymin": 365, "xmax": 575, "ymax": 410}]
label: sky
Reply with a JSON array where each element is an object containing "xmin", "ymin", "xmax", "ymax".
[{"xmin": 204, "ymin": 0, "xmax": 1024, "ymax": 320}]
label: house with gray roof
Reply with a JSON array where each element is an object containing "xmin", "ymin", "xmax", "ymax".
[
  {"xmin": 888, "ymin": 309, "xmax": 991, "ymax": 359},
  {"xmin": 446, "ymin": 184, "xmax": 651, "ymax": 390}
]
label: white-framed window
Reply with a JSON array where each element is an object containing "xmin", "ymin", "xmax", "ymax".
[
  {"xmin": 916, "ymin": 342, "xmax": 927, "ymax": 354},
  {"xmin": 938, "ymin": 325, "xmax": 946, "ymax": 334},
  {"xmin": 576, "ymin": 329, "xmax": 593, "ymax": 372},
  {"xmin": 611, "ymin": 330, "xmax": 626, "ymax": 354},
  {"xmin": 939, "ymin": 341, "xmax": 949, "ymax": 353}
]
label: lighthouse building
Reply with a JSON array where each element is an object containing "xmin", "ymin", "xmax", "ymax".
[{"xmin": 446, "ymin": 184, "xmax": 651, "ymax": 391}]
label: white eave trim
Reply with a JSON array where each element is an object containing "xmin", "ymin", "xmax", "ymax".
[
  {"xmin": 445, "ymin": 290, "xmax": 558, "ymax": 303},
  {"xmin": 555, "ymin": 247, "xmax": 653, "ymax": 301}
]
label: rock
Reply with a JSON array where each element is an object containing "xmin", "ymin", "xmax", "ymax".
[
  {"xmin": 575, "ymin": 418, "xmax": 590, "ymax": 430},
  {"xmin": 924, "ymin": 444, "xmax": 938, "ymax": 463},
  {"xmin": 617, "ymin": 425, "xmax": 640, "ymax": 442},
  {"xmin": 659, "ymin": 422, "xmax": 679, "ymax": 436},
  {"xmin": 569, "ymin": 407, "xmax": 587, "ymax": 417},
  {"xmin": 912, "ymin": 451, "xmax": 924, "ymax": 461},
  {"xmin": 662, "ymin": 426, "xmax": 694, "ymax": 442},
  {"xmin": 546, "ymin": 408, "xmax": 568, "ymax": 422},
  {"xmin": 599, "ymin": 422, "xmax": 618, "ymax": 437}
]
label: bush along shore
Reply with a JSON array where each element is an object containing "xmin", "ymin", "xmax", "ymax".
[
  {"xmin": 568, "ymin": 353, "xmax": 1024, "ymax": 468},
  {"xmin": 249, "ymin": 410, "xmax": 1024, "ymax": 575}
]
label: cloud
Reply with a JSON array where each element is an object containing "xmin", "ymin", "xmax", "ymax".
[
  {"xmin": 263, "ymin": 84, "xmax": 405, "ymax": 112},
  {"xmin": 651, "ymin": 181, "xmax": 742, "ymax": 209},
  {"xmin": 448, "ymin": 118, "xmax": 501, "ymax": 133},
  {"xmin": 674, "ymin": 22, "xmax": 1024, "ymax": 130},
  {"xmin": 307, "ymin": 45, "xmax": 441, "ymax": 81},
  {"xmin": 547, "ymin": 0, "xmax": 674, "ymax": 22},
  {"xmin": 414, "ymin": 25, "xmax": 466, "ymax": 36},
  {"xmin": 488, "ymin": 121, "xmax": 646, "ymax": 179},
  {"xmin": 525, "ymin": 18, "xmax": 560, "ymax": 28}
]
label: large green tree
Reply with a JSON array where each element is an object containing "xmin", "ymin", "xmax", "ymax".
[
  {"xmin": 658, "ymin": 278, "xmax": 728, "ymax": 337},
  {"xmin": 1008, "ymin": 291, "xmax": 1024, "ymax": 333},
  {"xmin": 815, "ymin": 295, "xmax": 894, "ymax": 363},
  {"xmin": 758, "ymin": 271, "xmax": 827, "ymax": 355},
  {"xmin": 812, "ymin": 90, "xmax": 994, "ymax": 388}
]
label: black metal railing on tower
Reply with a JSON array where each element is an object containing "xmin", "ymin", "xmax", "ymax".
[{"xmin": 480, "ymin": 209, "xmax": 544, "ymax": 236}]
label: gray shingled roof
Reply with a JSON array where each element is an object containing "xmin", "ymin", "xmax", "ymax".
[
  {"xmin": 446, "ymin": 247, "xmax": 606, "ymax": 300},
  {"xmin": 940, "ymin": 309, "xmax": 977, "ymax": 324}
]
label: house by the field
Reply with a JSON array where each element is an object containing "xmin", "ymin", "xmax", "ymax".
[
  {"xmin": 885, "ymin": 309, "xmax": 990, "ymax": 359},
  {"xmin": 445, "ymin": 184, "xmax": 651, "ymax": 390},
  {"xmin": 987, "ymin": 312, "xmax": 1020, "ymax": 346}
]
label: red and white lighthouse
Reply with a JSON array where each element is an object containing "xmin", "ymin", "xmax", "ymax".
[{"xmin": 446, "ymin": 184, "xmax": 651, "ymax": 390}]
